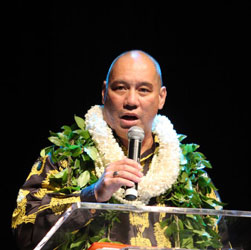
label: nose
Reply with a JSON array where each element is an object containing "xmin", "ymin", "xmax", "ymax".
[{"xmin": 124, "ymin": 89, "xmax": 139, "ymax": 110}]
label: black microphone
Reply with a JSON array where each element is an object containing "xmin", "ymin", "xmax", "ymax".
[{"xmin": 125, "ymin": 126, "xmax": 145, "ymax": 201}]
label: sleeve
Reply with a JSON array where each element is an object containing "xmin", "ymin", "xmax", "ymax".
[
  {"xmin": 80, "ymin": 183, "xmax": 98, "ymax": 202},
  {"xmin": 11, "ymin": 155, "xmax": 98, "ymax": 250}
]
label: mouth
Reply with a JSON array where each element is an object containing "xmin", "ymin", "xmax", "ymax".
[
  {"xmin": 120, "ymin": 114, "xmax": 139, "ymax": 127},
  {"xmin": 121, "ymin": 115, "xmax": 138, "ymax": 121}
]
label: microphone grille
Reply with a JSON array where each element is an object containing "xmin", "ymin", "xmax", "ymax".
[{"xmin": 128, "ymin": 126, "xmax": 145, "ymax": 141}]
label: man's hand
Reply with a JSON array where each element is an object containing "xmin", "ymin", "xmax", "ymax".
[{"xmin": 94, "ymin": 158, "xmax": 143, "ymax": 202}]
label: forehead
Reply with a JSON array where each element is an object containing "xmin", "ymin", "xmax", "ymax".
[{"xmin": 109, "ymin": 53, "xmax": 159, "ymax": 84}]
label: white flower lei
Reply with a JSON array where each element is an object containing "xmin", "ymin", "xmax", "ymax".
[{"xmin": 85, "ymin": 105, "xmax": 181, "ymax": 205}]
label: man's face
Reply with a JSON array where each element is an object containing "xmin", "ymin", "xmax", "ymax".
[{"xmin": 102, "ymin": 53, "xmax": 166, "ymax": 142}]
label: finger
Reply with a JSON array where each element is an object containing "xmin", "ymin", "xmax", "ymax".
[
  {"xmin": 112, "ymin": 158, "xmax": 142, "ymax": 171},
  {"xmin": 111, "ymin": 159, "xmax": 142, "ymax": 173},
  {"xmin": 112, "ymin": 177, "xmax": 135, "ymax": 188},
  {"xmin": 107, "ymin": 164, "xmax": 143, "ymax": 179},
  {"xmin": 117, "ymin": 165, "xmax": 143, "ymax": 178},
  {"xmin": 123, "ymin": 158, "xmax": 143, "ymax": 170},
  {"xmin": 112, "ymin": 170, "xmax": 142, "ymax": 183}
]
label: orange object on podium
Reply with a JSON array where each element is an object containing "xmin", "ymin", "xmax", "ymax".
[{"xmin": 88, "ymin": 242, "xmax": 131, "ymax": 250}]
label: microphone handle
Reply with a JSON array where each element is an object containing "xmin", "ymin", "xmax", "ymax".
[
  {"xmin": 128, "ymin": 138, "xmax": 141, "ymax": 162},
  {"xmin": 125, "ymin": 138, "xmax": 141, "ymax": 201}
]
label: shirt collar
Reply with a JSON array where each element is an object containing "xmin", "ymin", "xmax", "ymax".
[{"xmin": 113, "ymin": 131, "xmax": 159, "ymax": 163}]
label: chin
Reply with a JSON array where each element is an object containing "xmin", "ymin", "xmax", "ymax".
[{"xmin": 112, "ymin": 126, "xmax": 129, "ymax": 141}]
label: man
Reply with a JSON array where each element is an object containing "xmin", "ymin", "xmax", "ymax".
[
  {"xmin": 93, "ymin": 50, "xmax": 168, "ymax": 203},
  {"xmin": 12, "ymin": 50, "xmax": 222, "ymax": 249}
]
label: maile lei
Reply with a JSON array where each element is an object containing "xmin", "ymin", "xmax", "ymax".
[{"xmin": 42, "ymin": 105, "xmax": 225, "ymax": 249}]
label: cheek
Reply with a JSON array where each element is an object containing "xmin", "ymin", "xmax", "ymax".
[
  {"xmin": 103, "ymin": 94, "xmax": 123, "ymax": 123},
  {"xmin": 140, "ymin": 97, "xmax": 160, "ymax": 122},
  {"xmin": 106, "ymin": 92, "xmax": 124, "ymax": 107},
  {"xmin": 142, "ymin": 96, "xmax": 159, "ymax": 112}
]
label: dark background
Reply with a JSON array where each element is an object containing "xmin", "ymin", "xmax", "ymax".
[{"xmin": 3, "ymin": 1, "xmax": 251, "ymax": 249}]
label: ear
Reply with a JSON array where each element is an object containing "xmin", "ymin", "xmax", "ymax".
[
  {"xmin": 102, "ymin": 80, "xmax": 107, "ymax": 104},
  {"xmin": 158, "ymin": 86, "xmax": 167, "ymax": 110}
]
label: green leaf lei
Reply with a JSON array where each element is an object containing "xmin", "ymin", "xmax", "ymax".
[
  {"xmin": 41, "ymin": 115, "xmax": 225, "ymax": 249},
  {"xmin": 40, "ymin": 115, "xmax": 99, "ymax": 193}
]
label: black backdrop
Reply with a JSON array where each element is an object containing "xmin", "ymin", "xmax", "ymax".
[{"xmin": 3, "ymin": 2, "xmax": 251, "ymax": 249}]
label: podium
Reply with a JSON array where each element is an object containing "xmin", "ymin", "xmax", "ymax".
[{"xmin": 34, "ymin": 202, "xmax": 251, "ymax": 250}]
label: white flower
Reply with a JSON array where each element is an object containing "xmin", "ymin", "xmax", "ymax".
[{"xmin": 85, "ymin": 105, "xmax": 181, "ymax": 205}]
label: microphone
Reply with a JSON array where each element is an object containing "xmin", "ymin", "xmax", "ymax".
[{"xmin": 125, "ymin": 126, "xmax": 145, "ymax": 201}]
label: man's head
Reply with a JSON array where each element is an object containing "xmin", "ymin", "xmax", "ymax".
[{"xmin": 102, "ymin": 50, "xmax": 167, "ymax": 145}]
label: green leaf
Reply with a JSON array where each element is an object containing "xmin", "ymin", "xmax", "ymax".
[
  {"xmin": 189, "ymin": 192, "xmax": 202, "ymax": 207},
  {"xmin": 180, "ymin": 153, "xmax": 188, "ymax": 165},
  {"xmin": 193, "ymin": 151, "xmax": 206, "ymax": 160},
  {"xmin": 178, "ymin": 134, "xmax": 187, "ymax": 142},
  {"xmin": 70, "ymin": 240, "xmax": 84, "ymax": 248},
  {"xmin": 84, "ymin": 146, "xmax": 98, "ymax": 161},
  {"xmin": 61, "ymin": 169, "xmax": 69, "ymax": 184},
  {"xmin": 90, "ymin": 235, "xmax": 100, "ymax": 243},
  {"xmin": 98, "ymin": 238, "xmax": 112, "ymax": 243},
  {"xmin": 201, "ymin": 195, "xmax": 226, "ymax": 208},
  {"xmin": 164, "ymin": 225, "xmax": 173, "ymax": 237},
  {"xmin": 53, "ymin": 168, "xmax": 68, "ymax": 182},
  {"xmin": 73, "ymin": 129, "xmax": 90, "ymax": 139},
  {"xmin": 74, "ymin": 159, "xmax": 80, "ymax": 169},
  {"xmin": 184, "ymin": 178, "xmax": 193, "ymax": 192},
  {"xmin": 51, "ymin": 152, "xmax": 58, "ymax": 163},
  {"xmin": 165, "ymin": 220, "xmax": 178, "ymax": 237},
  {"xmin": 71, "ymin": 176, "xmax": 78, "ymax": 186},
  {"xmin": 48, "ymin": 136, "xmax": 65, "ymax": 147},
  {"xmin": 177, "ymin": 218, "xmax": 184, "ymax": 230},
  {"xmin": 198, "ymin": 176, "xmax": 211, "ymax": 188},
  {"xmin": 183, "ymin": 218, "xmax": 194, "ymax": 230},
  {"xmin": 74, "ymin": 115, "xmax": 85, "ymax": 130},
  {"xmin": 61, "ymin": 125, "xmax": 72, "ymax": 135},
  {"xmin": 61, "ymin": 151, "xmax": 72, "ymax": 157},
  {"xmin": 77, "ymin": 171, "xmax": 90, "ymax": 188},
  {"xmin": 40, "ymin": 149, "xmax": 46, "ymax": 157},
  {"xmin": 49, "ymin": 168, "xmax": 69, "ymax": 186},
  {"xmin": 72, "ymin": 147, "xmax": 83, "ymax": 157},
  {"xmin": 69, "ymin": 231, "xmax": 88, "ymax": 248},
  {"xmin": 90, "ymin": 172, "xmax": 98, "ymax": 184},
  {"xmin": 67, "ymin": 145, "xmax": 80, "ymax": 150},
  {"xmin": 193, "ymin": 229, "xmax": 211, "ymax": 238},
  {"xmin": 180, "ymin": 231, "xmax": 194, "ymax": 248},
  {"xmin": 49, "ymin": 130, "xmax": 58, "ymax": 136},
  {"xmin": 40, "ymin": 146, "xmax": 53, "ymax": 157},
  {"xmin": 201, "ymin": 160, "xmax": 212, "ymax": 169},
  {"xmin": 58, "ymin": 186, "xmax": 81, "ymax": 194},
  {"xmin": 183, "ymin": 143, "xmax": 200, "ymax": 155},
  {"xmin": 180, "ymin": 172, "xmax": 189, "ymax": 183},
  {"xmin": 160, "ymin": 219, "xmax": 169, "ymax": 228},
  {"xmin": 81, "ymin": 153, "xmax": 91, "ymax": 162},
  {"xmin": 57, "ymin": 132, "xmax": 69, "ymax": 144},
  {"xmin": 53, "ymin": 168, "xmax": 67, "ymax": 179}
]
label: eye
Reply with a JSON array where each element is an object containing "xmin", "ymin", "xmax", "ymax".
[
  {"xmin": 116, "ymin": 86, "xmax": 126, "ymax": 90},
  {"xmin": 111, "ymin": 84, "xmax": 127, "ymax": 92},
  {"xmin": 138, "ymin": 87, "xmax": 151, "ymax": 93}
]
